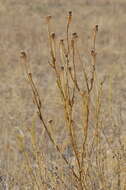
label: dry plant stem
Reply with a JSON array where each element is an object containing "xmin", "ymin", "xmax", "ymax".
[
  {"xmin": 50, "ymin": 34, "xmax": 70, "ymax": 109},
  {"xmin": 116, "ymin": 154, "xmax": 121, "ymax": 190},
  {"xmin": 59, "ymin": 27, "xmax": 74, "ymax": 103},
  {"xmin": 47, "ymin": 17, "xmax": 58, "ymax": 81},
  {"xmin": 58, "ymin": 71, "xmax": 81, "ymax": 175},
  {"xmin": 20, "ymin": 52, "xmax": 79, "ymax": 181},
  {"xmin": 79, "ymin": 26, "xmax": 98, "ymax": 185},
  {"xmin": 49, "ymin": 37, "xmax": 66, "ymax": 113},
  {"xmin": 80, "ymin": 89, "xmax": 91, "ymax": 166},
  {"xmin": 18, "ymin": 133, "xmax": 41, "ymax": 189},
  {"xmin": 69, "ymin": 68, "xmax": 80, "ymax": 93},
  {"xmin": 65, "ymin": 11, "xmax": 72, "ymax": 102},
  {"xmin": 27, "ymin": 124, "xmax": 47, "ymax": 187},
  {"xmin": 60, "ymin": 39, "xmax": 67, "ymax": 65},
  {"xmin": 58, "ymin": 33, "xmax": 83, "ymax": 189},
  {"xmin": 81, "ymin": 93, "xmax": 90, "ymax": 170},
  {"xmin": 92, "ymin": 82, "xmax": 103, "ymax": 153},
  {"xmin": 66, "ymin": 11, "xmax": 72, "ymax": 55},
  {"xmin": 64, "ymin": 101, "xmax": 81, "ymax": 173},
  {"xmin": 24, "ymin": 151, "xmax": 41, "ymax": 190},
  {"xmin": 95, "ymin": 83, "xmax": 103, "ymax": 137},
  {"xmin": 59, "ymin": 37, "xmax": 83, "ymax": 187},
  {"xmin": 59, "ymin": 41, "xmax": 69, "ymax": 99},
  {"xmin": 89, "ymin": 25, "xmax": 98, "ymax": 92},
  {"xmin": 59, "ymin": 24, "xmax": 98, "ymax": 190},
  {"xmin": 46, "ymin": 16, "xmax": 55, "ymax": 67},
  {"xmin": 50, "ymin": 34, "xmax": 57, "ymax": 72},
  {"xmin": 94, "ymin": 84, "xmax": 107, "ymax": 189},
  {"xmin": 89, "ymin": 50, "xmax": 96, "ymax": 92},
  {"xmin": 70, "ymin": 38, "xmax": 81, "ymax": 93},
  {"xmin": 31, "ymin": 76, "xmax": 78, "ymax": 180},
  {"xmin": 66, "ymin": 61, "xmax": 83, "ymax": 188},
  {"xmin": 74, "ymin": 40, "xmax": 90, "ymax": 93},
  {"xmin": 92, "ymin": 25, "xmax": 98, "ymax": 51},
  {"xmin": 59, "ymin": 40, "xmax": 74, "ymax": 104},
  {"xmin": 57, "ymin": 68, "xmax": 82, "ymax": 178}
]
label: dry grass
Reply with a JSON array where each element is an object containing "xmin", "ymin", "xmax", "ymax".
[{"xmin": 0, "ymin": 0, "xmax": 126, "ymax": 189}]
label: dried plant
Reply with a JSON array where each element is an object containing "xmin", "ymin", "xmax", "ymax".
[{"xmin": 16, "ymin": 12, "xmax": 126, "ymax": 190}]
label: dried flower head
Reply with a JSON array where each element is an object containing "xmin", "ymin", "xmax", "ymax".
[
  {"xmin": 69, "ymin": 11, "xmax": 72, "ymax": 16},
  {"xmin": 20, "ymin": 51, "xmax": 27, "ymax": 59},
  {"xmin": 48, "ymin": 120, "xmax": 53, "ymax": 124},
  {"xmin": 28, "ymin": 72, "xmax": 32, "ymax": 78},
  {"xmin": 61, "ymin": 66, "xmax": 64, "ymax": 71},
  {"xmin": 90, "ymin": 49, "xmax": 97, "ymax": 57},
  {"xmin": 51, "ymin": 32, "xmax": 56, "ymax": 39},
  {"xmin": 95, "ymin": 24, "xmax": 98, "ymax": 32},
  {"xmin": 46, "ymin": 15, "xmax": 52, "ymax": 23},
  {"xmin": 72, "ymin": 32, "xmax": 78, "ymax": 39},
  {"xmin": 60, "ymin": 39, "xmax": 64, "ymax": 43},
  {"xmin": 68, "ymin": 11, "xmax": 72, "ymax": 24}
]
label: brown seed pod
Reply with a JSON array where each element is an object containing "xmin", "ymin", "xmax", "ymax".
[
  {"xmin": 90, "ymin": 49, "xmax": 97, "ymax": 57},
  {"xmin": 51, "ymin": 32, "xmax": 56, "ymax": 39},
  {"xmin": 20, "ymin": 51, "xmax": 27, "ymax": 59},
  {"xmin": 61, "ymin": 66, "xmax": 64, "ymax": 71},
  {"xmin": 46, "ymin": 15, "xmax": 52, "ymax": 23},
  {"xmin": 72, "ymin": 32, "xmax": 78, "ymax": 39}
]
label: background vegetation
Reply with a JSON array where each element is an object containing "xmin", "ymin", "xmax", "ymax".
[{"xmin": 0, "ymin": 0, "xmax": 125, "ymax": 189}]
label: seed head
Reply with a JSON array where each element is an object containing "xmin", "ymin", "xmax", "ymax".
[
  {"xmin": 69, "ymin": 11, "xmax": 72, "ymax": 16},
  {"xmin": 90, "ymin": 49, "xmax": 97, "ymax": 57},
  {"xmin": 61, "ymin": 66, "xmax": 64, "ymax": 71},
  {"xmin": 51, "ymin": 32, "xmax": 56, "ymax": 39},
  {"xmin": 48, "ymin": 120, "xmax": 53, "ymax": 124},
  {"xmin": 28, "ymin": 73, "xmax": 32, "ymax": 78},
  {"xmin": 60, "ymin": 39, "xmax": 64, "ymax": 43},
  {"xmin": 20, "ymin": 51, "xmax": 27, "ymax": 59},
  {"xmin": 68, "ymin": 67, "xmax": 72, "ymax": 72},
  {"xmin": 46, "ymin": 15, "xmax": 52, "ymax": 23},
  {"xmin": 72, "ymin": 32, "xmax": 78, "ymax": 39},
  {"xmin": 95, "ymin": 25, "xmax": 98, "ymax": 32},
  {"xmin": 68, "ymin": 11, "xmax": 72, "ymax": 24}
]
